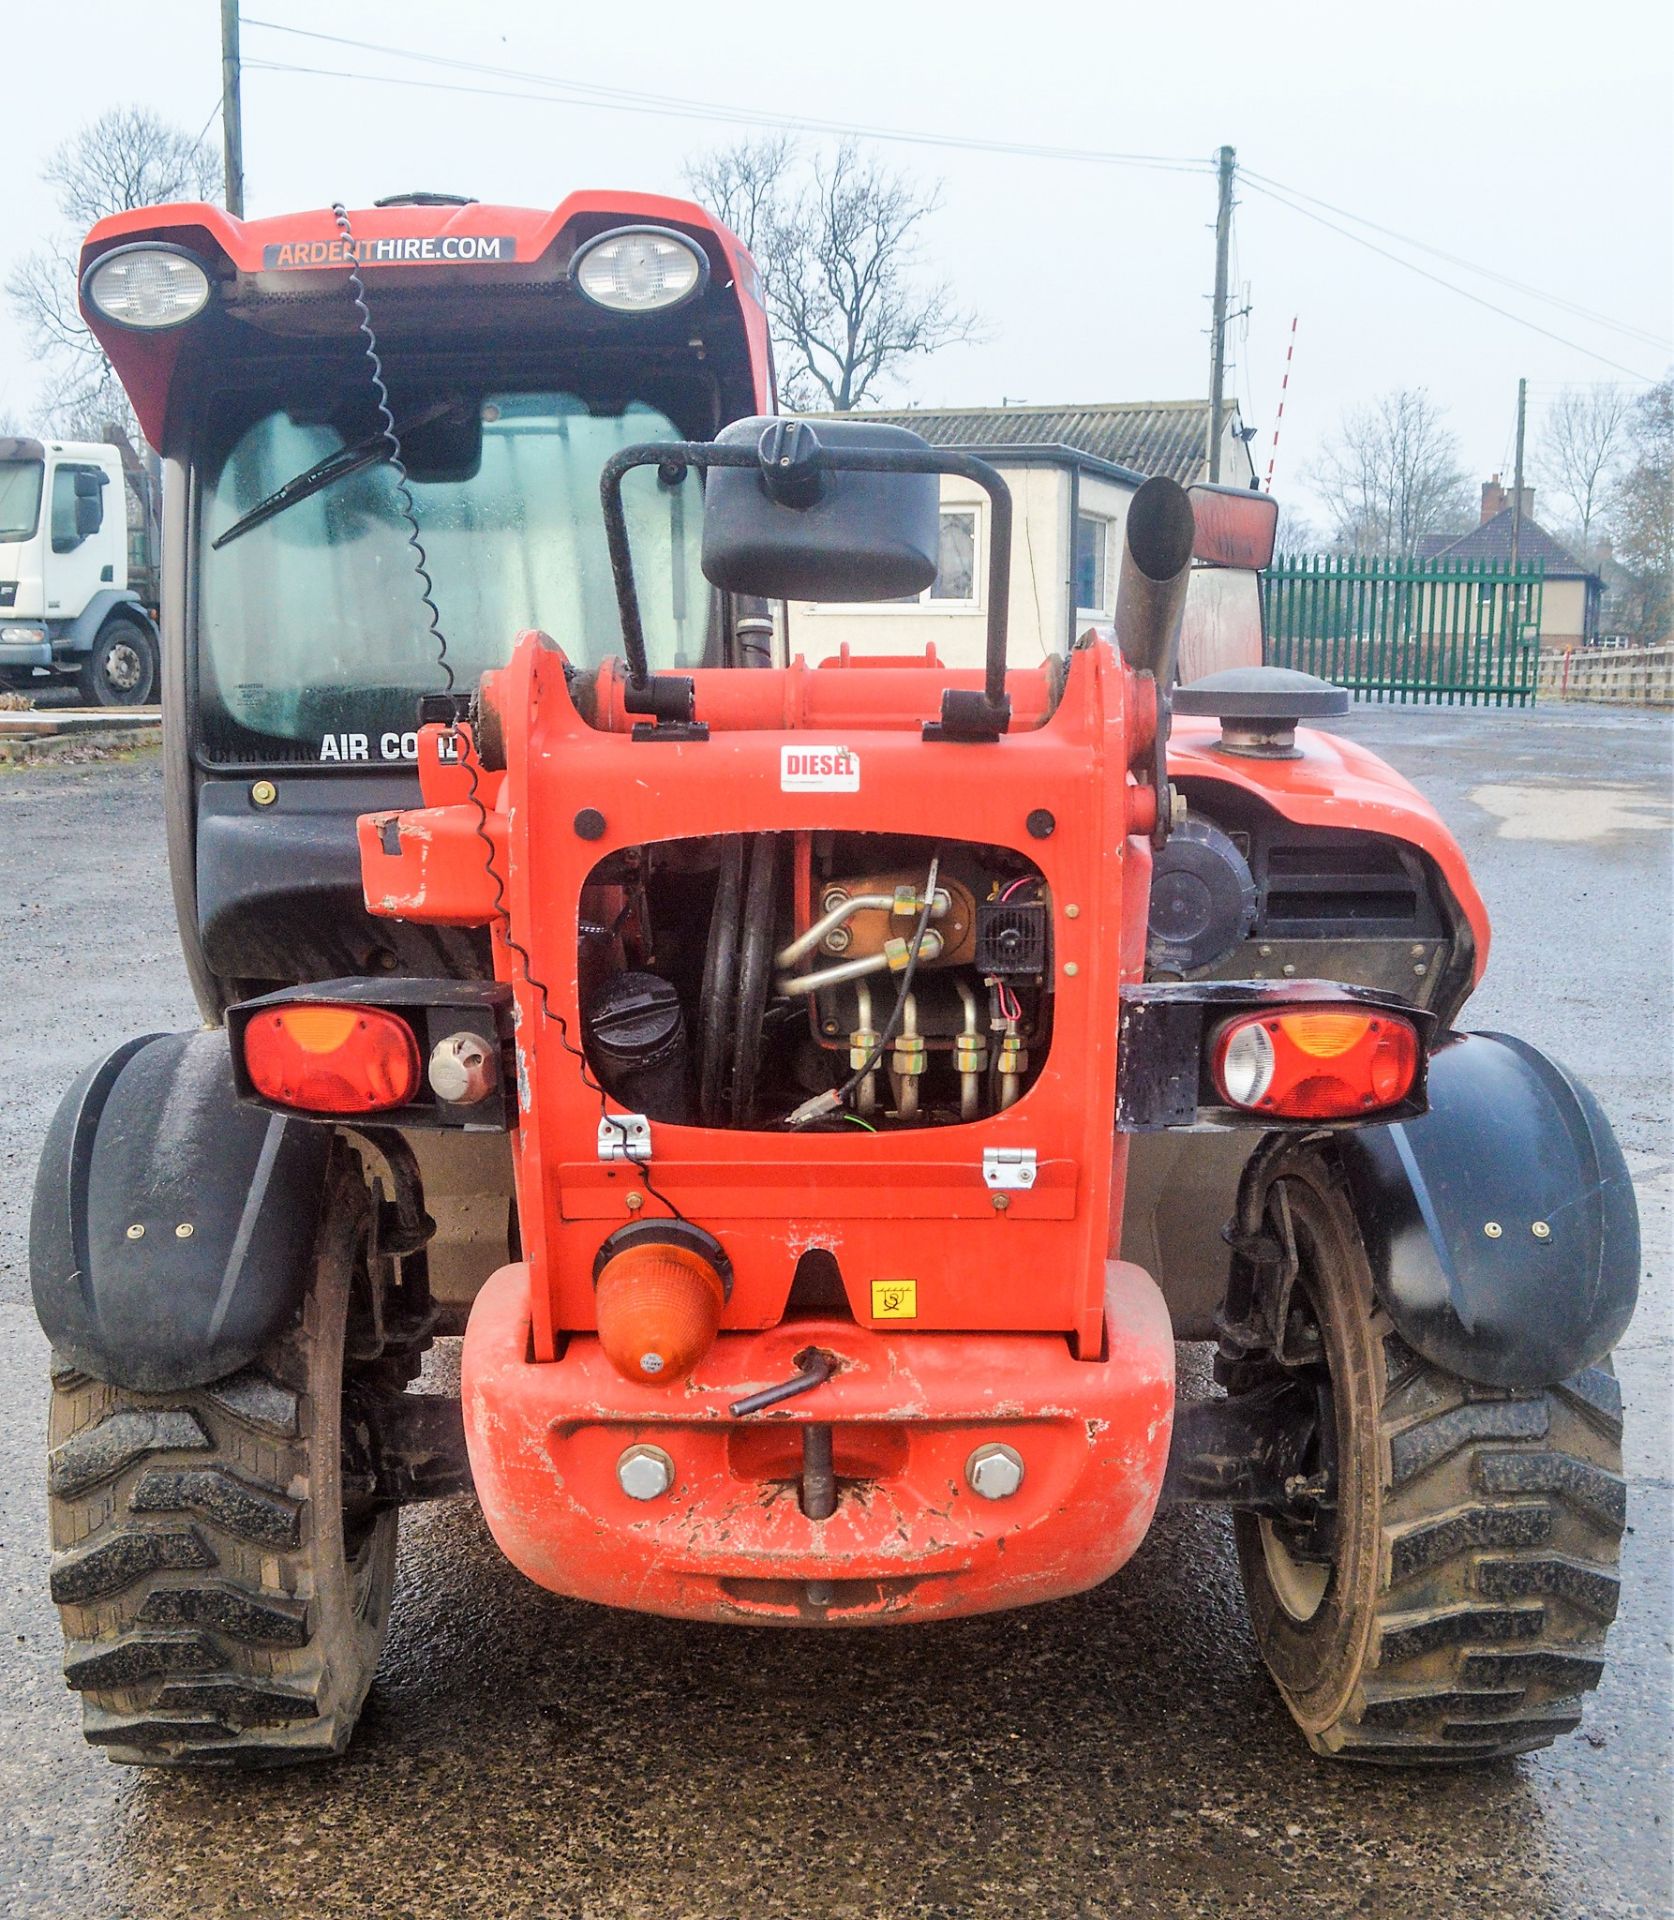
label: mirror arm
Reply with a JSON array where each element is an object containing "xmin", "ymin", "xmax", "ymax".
[{"xmin": 600, "ymin": 439, "xmax": 1015, "ymax": 738}]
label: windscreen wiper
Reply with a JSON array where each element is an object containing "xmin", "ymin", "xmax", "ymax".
[{"xmin": 210, "ymin": 401, "xmax": 451, "ymax": 551}]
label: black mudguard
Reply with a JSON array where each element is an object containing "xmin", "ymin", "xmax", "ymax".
[
  {"xmin": 30, "ymin": 1031, "xmax": 331, "ymax": 1391},
  {"xmin": 1336, "ymin": 1030, "xmax": 1639, "ymax": 1389}
]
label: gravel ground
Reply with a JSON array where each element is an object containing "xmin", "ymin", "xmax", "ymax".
[{"xmin": 0, "ymin": 701, "xmax": 1668, "ymax": 1920}]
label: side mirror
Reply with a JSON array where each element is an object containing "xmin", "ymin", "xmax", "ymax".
[
  {"xmin": 74, "ymin": 468, "xmax": 106, "ymax": 540},
  {"xmin": 1188, "ymin": 482, "xmax": 1277, "ymax": 571},
  {"xmin": 701, "ymin": 417, "xmax": 940, "ymax": 602}
]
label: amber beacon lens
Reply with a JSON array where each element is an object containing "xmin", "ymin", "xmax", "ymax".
[{"xmin": 594, "ymin": 1243, "xmax": 727, "ymax": 1385}]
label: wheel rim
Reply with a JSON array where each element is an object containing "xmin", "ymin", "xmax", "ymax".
[
  {"xmin": 1250, "ymin": 1182, "xmax": 1342, "ymax": 1629},
  {"xmin": 1259, "ymin": 1516, "xmax": 1332, "ymax": 1623},
  {"xmin": 105, "ymin": 641, "xmax": 145, "ymax": 694}
]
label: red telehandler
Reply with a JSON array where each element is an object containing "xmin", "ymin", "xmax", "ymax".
[{"xmin": 31, "ymin": 192, "xmax": 1636, "ymax": 1767}]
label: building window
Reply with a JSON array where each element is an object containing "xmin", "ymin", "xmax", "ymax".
[
  {"xmin": 1074, "ymin": 513, "xmax": 1111, "ymax": 614},
  {"xmin": 928, "ymin": 508, "xmax": 978, "ymax": 601}
]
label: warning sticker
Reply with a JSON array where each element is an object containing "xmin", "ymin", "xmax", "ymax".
[
  {"xmin": 780, "ymin": 745, "xmax": 860, "ymax": 793},
  {"xmin": 261, "ymin": 235, "xmax": 518, "ymax": 271},
  {"xmin": 870, "ymin": 1279, "xmax": 917, "ymax": 1320}
]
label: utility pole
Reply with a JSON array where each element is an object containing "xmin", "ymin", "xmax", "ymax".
[
  {"xmin": 1207, "ymin": 144, "xmax": 1236, "ymax": 483},
  {"xmin": 220, "ymin": 0, "xmax": 244, "ymax": 218}
]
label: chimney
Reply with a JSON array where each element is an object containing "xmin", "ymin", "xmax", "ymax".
[{"xmin": 1481, "ymin": 474, "xmax": 1507, "ymax": 523}]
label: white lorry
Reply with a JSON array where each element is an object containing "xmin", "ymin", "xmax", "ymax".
[{"xmin": 0, "ymin": 436, "xmax": 160, "ymax": 706}]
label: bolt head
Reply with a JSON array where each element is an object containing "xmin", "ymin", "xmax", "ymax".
[
  {"xmin": 124, "ymin": 1223, "xmax": 145, "ymax": 1240},
  {"xmin": 1531, "ymin": 1220, "xmax": 1552, "ymax": 1240},
  {"xmin": 250, "ymin": 780, "xmax": 277, "ymax": 807},
  {"xmin": 616, "ymin": 1444, "xmax": 675, "ymax": 1501},
  {"xmin": 966, "ymin": 1442, "xmax": 1025, "ymax": 1500},
  {"xmin": 174, "ymin": 1222, "xmax": 194, "ymax": 1239},
  {"xmin": 1484, "ymin": 1220, "xmax": 1503, "ymax": 1239}
]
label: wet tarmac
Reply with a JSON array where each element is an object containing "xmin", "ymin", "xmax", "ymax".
[{"xmin": 0, "ymin": 700, "xmax": 1668, "ymax": 1919}]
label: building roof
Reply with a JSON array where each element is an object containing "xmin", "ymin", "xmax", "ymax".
[
  {"xmin": 1422, "ymin": 510, "xmax": 1600, "ymax": 580},
  {"xmin": 806, "ymin": 399, "xmax": 1250, "ymax": 486}
]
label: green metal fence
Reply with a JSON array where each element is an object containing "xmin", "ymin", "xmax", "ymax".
[{"xmin": 1262, "ymin": 555, "xmax": 1545, "ymax": 705}]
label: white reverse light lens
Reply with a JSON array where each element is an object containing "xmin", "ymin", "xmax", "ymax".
[
  {"xmin": 86, "ymin": 248, "xmax": 212, "ymax": 330},
  {"xmin": 1217, "ymin": 1020, "xmax": 1276, "ymax": 1107},
  {"xmin": 573, "ymin": 229, "xmax": 706, "ymax": 313}
]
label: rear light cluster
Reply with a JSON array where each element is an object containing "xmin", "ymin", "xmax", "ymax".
[
  {"xmin": 1210, "ymin": 1009, "xmax": 1418, "ymax": 1119},
  {"xmin": 243, "ymin": 1005, "xmax": 420, "ymax": 1114}
]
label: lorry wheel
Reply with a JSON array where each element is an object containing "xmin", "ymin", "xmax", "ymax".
[
  {"xmin": 46, "ymin": 1160, "xmax": 399, "ymax": 1765},
  {"xmin": 1233, "ymin": 1144, "xmax": 1625, "ymax": 1764},
  {"xmin": 77, "ymin": 617, "xmax": 157, "ymax": 706}
]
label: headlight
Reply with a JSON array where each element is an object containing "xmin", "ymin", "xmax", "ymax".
[
  {"xmin": 82, "ymin": 244, "xmax": 212, "ymax": 331},
  {"xmin": 1, "ymin": 625, "xmax": 48, "ymax": 643},
  {"xmin": 570, "ymin": 226, "xmax": 708, "ymax": 313}
]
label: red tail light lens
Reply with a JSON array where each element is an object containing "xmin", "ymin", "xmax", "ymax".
[
  {"xmin": 243, "ymin": 1004, "xmax": 420, "ymax": 1114},
  {"xmin": 1210, "ymin": 1009, "xmax": 1418, "ymax": 1119}
]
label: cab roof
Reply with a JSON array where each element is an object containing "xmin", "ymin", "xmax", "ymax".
[{"xmin": 80, "ymin": 192, "xmax": 773, "ymax": 447}]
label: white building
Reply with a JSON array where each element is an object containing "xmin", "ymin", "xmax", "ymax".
[{"xmin": 784, "ymin": 400, "xmax": 1261, "ymax": 677}]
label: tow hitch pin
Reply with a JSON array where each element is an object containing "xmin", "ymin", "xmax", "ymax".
[{"xmin": 728, "ymin": 1347, "xmax": 835, "ymax": 1418}]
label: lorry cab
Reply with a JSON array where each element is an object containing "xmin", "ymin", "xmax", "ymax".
[{"xmin": 0, "ymin": 436, "xmax": 159, "ymax": 705}]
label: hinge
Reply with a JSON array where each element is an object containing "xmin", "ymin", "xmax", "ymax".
[
  {"xmin": 982, "ymin": 1146, "xmax": 1038, "ymax": 1191},
  {"xmin": 597, "ymin": 1112, "xmax": 651, "ymax": 1164}
]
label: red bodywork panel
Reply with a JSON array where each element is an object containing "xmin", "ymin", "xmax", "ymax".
[
  {"xmin": 78, "ymin": 191, "xmax": 771, "ymax": 446},
  {"xmin": 366, "ymin": 636, "xmax": 1157, "ymax": 1364},
  {"xmin": 1169, "ymin": 717, "xmax": 1491, "ymax": 983},
  {"xmin": 462, "ymin": 1259, "xmax": 1175, "ymax": 1624}
]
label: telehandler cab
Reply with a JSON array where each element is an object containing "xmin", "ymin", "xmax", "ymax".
[{"xmin": 31, "ymin": 192, "xmax": 1637, "ymax": 1768}]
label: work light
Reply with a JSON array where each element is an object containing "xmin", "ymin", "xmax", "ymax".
[
  {"xmin": 570, "ymin": 226, "xmax": 708, "ymax": 313},
  {"xmin": 82, "ymin": 245, "xmax": 213, "ymax": 330}
]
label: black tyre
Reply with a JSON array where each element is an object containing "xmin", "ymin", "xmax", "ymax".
[
  {"xmin": 1234, "ymin": 1144, "xmax": 1625, "ymax": 1764},
  {"xmin": 47, "ymin": 1160, "xmax": 399, "ymax": 1765},
  {"xmin": 76, "ymin": 616, "xmax": 157, "ymax": 706}
]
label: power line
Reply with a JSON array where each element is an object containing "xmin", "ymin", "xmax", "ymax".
[
  {"xmin": 1240, "ymin": 177, "xmax": 1660, "ymax": 384},
  {"xmin": 241, "ymin": 25, "xmax": 1211, "ymax": 175},
  {"xmin": 240, "ymin": 20, "xmax": 1668, "ymax": 388},
  {"xmin": 1244, "ymin": 166, "xmax": 1667, "ymax": 352}
]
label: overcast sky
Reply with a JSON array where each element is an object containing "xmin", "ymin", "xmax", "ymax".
[{"xmin": 4, "ymin": 0, "xmax": 1670, "ymax": 525}]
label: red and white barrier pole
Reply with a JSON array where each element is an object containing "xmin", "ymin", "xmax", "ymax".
[{"xmin": 1264, "ymin": 316, "xmax": 1298, "ymax": 495}]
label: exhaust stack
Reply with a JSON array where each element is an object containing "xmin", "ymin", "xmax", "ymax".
[
  {"xmin": 1113, "ymin": 476, "xmax": 1198, "ymax": 688},
  {"xmin": 1113, "ymin": 475, "xmax": 1198, "ymax": 847}
]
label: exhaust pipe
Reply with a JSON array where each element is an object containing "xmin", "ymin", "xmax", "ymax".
[
  {"xmin": 1112, "ymin": 475, "xmax": 1197, "ymax": 847},
  {"xmin": 1113, "ymin": 475, "xmax": 1198, "ymax": 687}
]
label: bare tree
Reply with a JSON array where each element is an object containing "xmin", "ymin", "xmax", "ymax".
[
  {"xmin": 687, "ymin": 134, "xmax": 795, "ymax": 263},
  {"xmin": 1534, "ymin": 386, "xmax": 1630, "ymax": 550},
  {"xmin": 1606, "ymin": 375, "xmax": 1673, "ymax": 643},
  {"xmin": 1272, "ymin": 500, "xmax": 1319, "ymax": 557},
  {"xmin": 1309, "ymin": 389, "xmax": 1473, "ymax": 559},
  {"xmin": 6, "ymin": 107, "xmax": 219, "ymax": 440},
  {"xmin": 686, "ymin": 138, "xmax": 979, "ymax": 412}
]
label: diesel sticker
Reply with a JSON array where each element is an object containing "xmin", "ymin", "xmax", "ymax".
[
  {"xmin": 780, "ymin": 746, "xmax": 860, "ymax": 793},
  {"xmin": 261, "ymin": 235, "xmax": 518, "ymax": 271}
]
